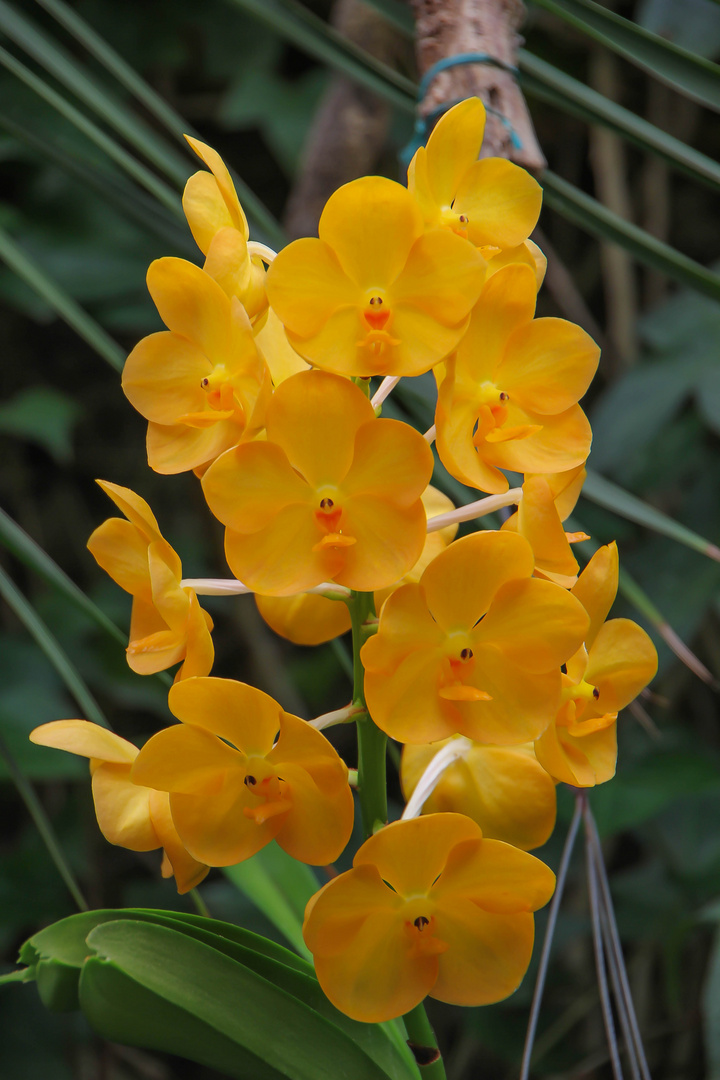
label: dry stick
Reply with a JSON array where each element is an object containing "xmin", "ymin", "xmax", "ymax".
[
  {"xmin": 586, "ymin": 808, "xmax": 653, "ymax": 1080},
  {"xmin": 519, "ymin": 791, "xmax": 584, "ymax": 1080},
  {"xmin": 585, "ymin": 806, "xmax": 625, "ymax": 1080},
  {"xmin": 411, "ymin": 0, "xmax": 545, "ymax": 170}
]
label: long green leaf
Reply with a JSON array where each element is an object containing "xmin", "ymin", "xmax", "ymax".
[
  {"xmin": 541, "ymin": 171, "xmax": 720, "ymax": 300},
  {"xmin": 0, "ymin": 563, "xmax": 110, "ymax": 727},
  {"xmin": 583, "ymin": 470, "xmax": 720, "ymax": 563},
  {"xmin": 0, "ymin": 225, "xmax": 125, "ymax": 372},
  {"xmin": 518, "ymin": 51, "xmax": 720, "ymax": 193},
  {"xmin": 223, "ymin": 0, "xmax": 416, "ymax": 112},
  {"xmin": 0, "ymin": 728, "xmax": 89, "ymax": 911},
  {"xmin": 0, "ymin": 0, "xmax": 189, "ymax": 185},
  {"xmin": 0, "ymin": 45, "xmax": 181, "ymax": 216},
  {"xmin": 223, "ymin": 842, "xmax": 317, "ymax": 958},
  {"xmin": 528, "ymin": 0, "xmax": 720, "ymax": 111},
  {"xmin": 0, "ymin": 507, "xmax": 125, "ymax": 647},
  {"xmin": 0, "ymin": 114, "xmax": 192, "ymax": 252},
  {"xmin": 30, "ymin": 0, "xmax": 285, "ymax": 246},
  {"xmin": 82, "ymin": 920, "xmax": 395, "ymax": 1080}
]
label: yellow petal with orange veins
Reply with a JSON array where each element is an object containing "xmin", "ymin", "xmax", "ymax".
[
  {"xmin": 391, "ymin": 230, "xmax": 485, "ymax": 325},
  {"xmin": 184, "ymin": 136, "xmax": 248, "ymax": 240},
  {"xmin": 132, "ymin": 723, "xmax": 240, "ymax": 796},
  {"xmin": 275, "ymin": 760, "xmax": 353, "ymax": 865},
  {"xmin": 315, "ymin": 908, "xmax": 437, "ymax": 1023},
  {"xmin": 336, "ymin": 497, "xmax": 427, "ymax": 592},
  {"xmin": 148, "ymin": 789, "xmax": 209, "ymax": 894},
  {"xmin": 420, "ymin": 531, "xmax": 534, "ymax": 634},
  {"xmin": 585, "ymin": 618, "xmax": 658, "ymax": 711},
  {"xmin": 168, "ymin": 677, "xmax": 283, "ymax": 756},
  {"xmin": 123, "ymin": 332, "xmax": 208, "ymax": 425},
  {"xmin": 202, "ymin": 441, "xmax": 311, "ymax": 533},
  {"xmin": 485, "ymin": 403, "xmax": 592, "ymax": 476},
  {"xmin": 95, "ymin": 480, "xmax": 162, "ymax": 542},
  {"xmin": 256, "ymin": 592, "xmax": 352, "ymax": 646},
  {"xmin": 424, "ymin": 97, "xmax": 486, "ymax": 208},
  {"xmin": 126, "ymin": 629, "xmax": 186, "ymax": 675},
  {"xmin": 455, "ymin": 158, "xmax": 542, "ymax": 249},
  {"xmin": 175, "ymin": 592, "xmax": 215, "ymax": 681},
  {"xmin": 266, "ymin": 238, "xmax": 360, "ymax": 339},
  {"xmin": 456, "ymin": 646, "xmax": 561, "ymax": 746},
  {"xmin": 430, "ymin": 900, "xmax": 535, "ymax": 1006},
  {"xmin": 318, "ymin": 175, "xmax": 423, "ymax": 286},
  {"xmin": 170, "ymin": 779, "xmax": 282, "ymax": 866},
  {"xmin": 146, "ymin": 417, "xmax": 244, "ymax": 475},
  {"xmin": 357, "ymin": 815, "xmax": 482, "ymax": 897},
  {"xmin": 254, "ymin": 307, "xmax": 310, "ymax": 385},
  {"xmin": 146, "ymin": 258, "xmax": 231, "ymax": 360},
  {"xmin": 266, "ymin": 371, "xmax": 374, "ymax": 488},
  {"xmin": 439, "ymin": 685, "xmax": 492, "ymax": 702},
  {"xmin": 432, "ymin": 836, "xmax": 555, "ymax": 913},
  {"xmin": 183, "ymin": 171, "xmax": 236, "ymax": 254},
  {"xmin": 455, "ymin": 265, "xmax": 538, "ymax": 383},
  {"xmin": 498, "ymin": 318, "xmax": 600, "ymax": 416},
  {"xmin": 29, "ymin": 719, "xmax": 138, "ymax": 763},
  {"xmin": 572, "ymin": 542, "xmax": 619, "ymax": 648},
  {"xmin": 224, "ymin": 504, "xmax": 339, "ymax": 595},
  {"xmin": 365, "ymin": 647, "xmax": 459, "ymax": 744},
  {"xmin": 91, "ymin": 763, "xmax": 159, "ymax": 851},
  {"xmin": 87, "ymin": 518, "xmax": 152, "ymax": 600},
  {"xmin": 476, "ymin": 577, "xmax": 588, "ymax": 674}
]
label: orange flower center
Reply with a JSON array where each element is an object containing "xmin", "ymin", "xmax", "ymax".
[
  {"xmin": 312, "ymin": 495, "xmax": 357, "ymax": 552},
  {"xmin": 560, "ymin": 677, "xmax": 600, "ymax": 720},
  {"xmin": 402, "ymin": 912, "xmax": 448, "ymax": 960},
  {"xmin": 200, "ymin": 366, "xmax": 244, "ymax": 417},
  {"xmin": 438, "ymin": 640, "xmax": 492, "ymax": 703},
  {"xmin": 440, "ymin": 205, "xmax": 469, "ymax": 239},
  {"xmin": 242, "ymin": 770, "xmax": 291, "ymax": 825}
]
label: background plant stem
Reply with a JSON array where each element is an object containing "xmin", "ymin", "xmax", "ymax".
[{"xmin": 349, "ymin": 589, "xmax": 387, "ymax": 839}]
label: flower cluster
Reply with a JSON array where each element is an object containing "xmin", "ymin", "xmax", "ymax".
[{"xmin": 31, "ymin": 98, "xmax": 658, "ymax": 1027}]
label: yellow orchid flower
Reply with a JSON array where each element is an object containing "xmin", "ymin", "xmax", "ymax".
[
  {"xmin": 501, "ymin": 466, "xmax": 588, "ymax": 588},
  {"xmin": 29, "ymin": 721, "xmax": 208, "ymax": 894},
  {"xmin": 401, "ymin": 739, "xmax": 557, "ymax": 852},
  {"xmin": 362, "ymin": 530, "xmax": 589, "ymax": 746},
  {"xmin": 183, "ymin": 136, "xmax": 267, "ymax": 321},
  {"xmin": 407, "ymin": 98, "xmax": 543, "ymax": 264},
  {"xmin": 201, "ymin": 370, "xmax": 434, "ymax": 595},
  {"xmin": 303, "ymin": 814, "xmax": 555, "ymax": 1022},
  {"xmin": 265, "ymin": 175, "xmax": 486, "ymax": 378},
  {"xmin": 254, "ymin": 484, "xmax": 457, "ymax": 646},
  {"xmin": 435, "ymin": 264, "xmax": 599, "ymax": 494},
  {"xmin": 131, "ymin": 677, "xmax": 354, "ymax": 867},
  {"xmin": 535, "ymin": 543, "xmax": 658, "ymax": 786},
  {"xmin": 122, "ymin": 258, "xmax": 271, "ymax": 475},
  {"xmin": 87, "ymin": 480, "xmax": 214, "ymax": 680}
]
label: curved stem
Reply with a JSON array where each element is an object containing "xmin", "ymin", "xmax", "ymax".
[
  {"xmin": 586, "ymin": 809, "xmax": 624, "ymax": 1080},
  {"xmin": 403, "ymin": 1001, "xmax": 446, "ymax": 1079}
]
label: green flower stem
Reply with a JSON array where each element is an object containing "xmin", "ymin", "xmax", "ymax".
[
  {"xmin": 349, "ymin": 590, "xmax": 386, "ymax": 839},
  {"xmin": 403, "ymin": 1001, "xmax": 446, "ymax": 1079}
]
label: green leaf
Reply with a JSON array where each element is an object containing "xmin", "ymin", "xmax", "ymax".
[
  {"xmin": 30, "ymin": 0, "xmax": 284, "ymax": 247},
  {"xmin": 0, "ymin": 564, "xmax": 109, "ymax": 728},
  {"xmin": 223, "ymin": 841, "xmax": 318, "ymax": 958},
  {"xmin": 0, "ymin": 225, "xmax": 125, "ymax": 371},
  {"xmin": 582, "ymin": 469, "xmax": 720, "ymax": 563},
  {"xmin": 541, "ymin": 171, "xmax": 720, "ymax": 300},
  {"xmin": 0, "ymin": 387, "xmax": 80, "ymax": 463},
  {"xmin": 223, "ymin": 0, "xmax": 416, "ymax": 113},
  {"xmin": 591, "ymin": 752, "xmax": 720, "ymax": 837},
  {"xmin": 528, "ymin": 0, "xmax": 720, "ymax": 111},
  {"xmin": 518, "ymin": 50, "xmax": 720, "ymax": 193},
  {"xmin": 82, "ymin": 919, "xmax": 397, "ymax": 1080}
]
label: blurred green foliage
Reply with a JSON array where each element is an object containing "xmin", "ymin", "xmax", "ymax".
[{"xmin": 0, "ymin": 0, "xmax": 719, "ymax": 1078}]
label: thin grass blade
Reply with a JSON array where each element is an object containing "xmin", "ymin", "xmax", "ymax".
[{"xmin": 0, "ymin": 223, "xmax": 125, "ymax": 372}]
